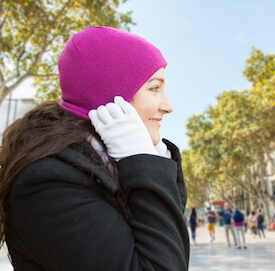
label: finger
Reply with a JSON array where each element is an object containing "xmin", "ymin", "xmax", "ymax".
[
  {"xmin": 106, "ymin": 102, "xmax": 125, "ymax": 119},
  {"xmin": 96, "ymin": 105, "xmax": 114, "ymax": 124},
  {"xmin": 88, "ymin": 109, "xmax": 99, "ymax": 128},
  {"xmin": 114, "ymin": 96, "xmax": 136, "ymax": 115}
]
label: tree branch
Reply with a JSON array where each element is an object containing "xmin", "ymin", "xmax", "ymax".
[
  {"xmin": 2, "ymin": 73, "xmax": 31, "ymax": 94},
  {"xmin": 0, "ymin": 67, "xmax": 4, "ymax": 84},
  {"xmin": 0, "ymin": 1, "xmax": 11, "ymax": 29},
  {"xmin": 0, "ymin": 72, "xmax": 58, "ymax": 103},
  {"xmin": 29, "ymin": 73, "xmax": 58, "ymax": 78},
  {"xmin": 262, "ymin": 143, "xmax": 275, "ymax": 173},
  {"xmin": 1, "ymin": 75, "xmax": 18, "ymax": 90},
  {"xmin": 223, "ymin": 172, "xmax": 260, "ymax": 202},
  {"xmin": 32, "ymin": 48, "xmax": 47, "ymax": 67},
  {"xmin": 24, "ymin": 0, "xmax": 73, "ymax": 73},
  {"xmin": 53, "ymin": 0, "xmax": 72, "ymax": 21}
]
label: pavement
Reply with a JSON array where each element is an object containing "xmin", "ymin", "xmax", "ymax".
[
  {"xmin": 0, "ymin": 226, "xmax": 274, "ymax": 270},
  {"xmin": 189, "ymin": 225, "xmax": 275, "ymax": 271}
]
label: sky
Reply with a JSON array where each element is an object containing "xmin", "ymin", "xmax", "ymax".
[{"xmin": 1, "ymin": 0, "xmax": 275, "ymax": 149}]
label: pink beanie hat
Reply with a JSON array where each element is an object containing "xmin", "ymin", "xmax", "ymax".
[{"xmin": 58, "ymin": 26, "xmax": 167, "ymax": 119}]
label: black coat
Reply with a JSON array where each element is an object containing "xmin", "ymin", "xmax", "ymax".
[{"xmin": 6, "ymin": 139, "xmax": 190, "ymax": 271}]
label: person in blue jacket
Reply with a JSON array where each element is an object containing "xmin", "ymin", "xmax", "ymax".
[
  {"xmin": 218, "ymin": 203, "xmax": 237, "ymax": 247},
  {"xmin": 0, "ymin": 27, "xmax": 190, "ymax": 270}
]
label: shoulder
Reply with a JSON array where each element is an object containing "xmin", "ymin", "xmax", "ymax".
[
  {"xmin": 11, "ymin": 147, "xmax": 117, "ymax": 196},
  {"xmin": 161, "ymin": 138, "xmax": 184, "ymax": 183},
  {"xmin": 162, "ymin": 138, "xmax": 181, "ymax": 161},
  {"xmin": 162, "ymin": 138, "xmax": 187, "ymax": 210}
]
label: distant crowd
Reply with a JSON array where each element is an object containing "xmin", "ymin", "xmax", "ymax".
[{"xmin": 187, "ymin": 203, "xmax": 275, "ymax": 248}]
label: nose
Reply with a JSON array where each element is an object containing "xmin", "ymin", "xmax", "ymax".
[{"xmin": 159, "ymin": 93, "xmax": 174, "ymax": 114}]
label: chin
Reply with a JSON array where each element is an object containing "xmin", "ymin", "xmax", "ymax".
[{"xmin": 152, "ymin": 135, "xmax": 161, "ymax": 146}]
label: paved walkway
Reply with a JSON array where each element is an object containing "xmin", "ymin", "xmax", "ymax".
[
  {"xmin": 0, "ymin": 226, "xmax": 274, "ymax": 270},
  {"xmin": 189, "ymin": 225, "xmax": 275, "ymax": 271}
]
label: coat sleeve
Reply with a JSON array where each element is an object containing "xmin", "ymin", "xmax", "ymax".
[
  {"xmin": 7, "ymin": 155, "xmax": 189, "ymax": 271},
  {"xmin": 117, "ymin": 154, "xmax": 189, "ymax": 270}
]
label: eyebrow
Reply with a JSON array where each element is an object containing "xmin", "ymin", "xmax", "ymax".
[{"xmin": 147, "ymin": 77, "xmax": 165, "ymax": 83}]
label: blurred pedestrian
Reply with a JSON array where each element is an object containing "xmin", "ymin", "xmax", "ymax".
[
  {"xmin": 271, "ymin": 211, "xmax": 275, "ymax": 231},
  {"xmin": 256, "ymin": 209, "xmax": 265, "ymax": 238},
  {"xmin": 248, "ymin": 211, "xmax": 258, "ymax": 238},
  {"xmin": 218, "ymin": 203, "xmax": 237, "ymax": 247},
  {"xmin": 205, "ymin": 207, "xmax": 216, "ymax": 242},
  {"xmin": 232, "ymin": 206, "xmax": 247, "ymax": 249},
  {"xmin": 188, "ymin": 207, "xmax": 198, "ymax": 244}
]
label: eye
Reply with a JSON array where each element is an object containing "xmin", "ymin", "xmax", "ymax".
[{"xmin": 149, "ymin": 86, "xmax": 160, "ymax": 92}]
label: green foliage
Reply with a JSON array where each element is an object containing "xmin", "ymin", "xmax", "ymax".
[
  {"xmin": 181, "ymin": 149, "xmax": 208, "ymax": 209},
  {"xmin": 183, "ymin": 47, "xmax": 275, "ymax": 208},
  {"xmin": 243, "ymin": 47, "xmax": 275, "ymax": 86},
  {"xmin": 0, "ymin": 0, "xmax": 134, "ymax": 104}
]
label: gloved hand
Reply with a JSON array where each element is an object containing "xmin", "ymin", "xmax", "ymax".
[{"xmin": 89, "ymin": 96, "xmax": 158, "ymax": 161}]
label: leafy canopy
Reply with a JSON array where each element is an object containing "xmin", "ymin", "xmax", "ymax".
[
  {"xmin": 182, "ymin": 48, "xmax": 275, "ymax": 207},
  {"xmin": 0, "ymin": 0, "xmax": 134, "ymax": 104}
]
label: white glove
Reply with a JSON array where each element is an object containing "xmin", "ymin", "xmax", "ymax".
[{"xmin": 89, "ymin": 96, "xmax": 158, "ymax": 161}]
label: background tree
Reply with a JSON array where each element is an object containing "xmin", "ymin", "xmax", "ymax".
[
  {"xmin": 210, "ymin": 90, "xmax": 273, "ymax": 221},
  {"xmin": 181, "ymin": 149, "xmax": 208, "ymax": 209},
  {"xmin": 183, "ymin": 47, "xmax": 275, "ymax": 223},
  {"xmin": 243, "ymin": 46, "xmax": 275, "ymax": 87},
  {"xmin": 0, "ymin": 0, "xmax": 134, "ymax": 105}
]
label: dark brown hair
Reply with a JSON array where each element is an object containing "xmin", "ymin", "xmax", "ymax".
[
  {"xmin": 0, "ymin": 101, "xmax": 126, "ymax": 246},
  {"xmin": 190, "ymin": 207, "xmax": 197, "ymax": 217}
]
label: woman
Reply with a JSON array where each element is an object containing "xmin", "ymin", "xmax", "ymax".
[
  {"xmin": 0, "ymin": 27, "xmax": 190, "ymax": 270},
  {"xmin": 188, "ymin": 207, "xmax": 198, "ymax": 244},
  {"xmin": 256, "ymin": 209, "xmax": 265, "ymax": 238},
  {"xmin": 248, "ymin": 210, "xmax": 258, "ymax": 238}
]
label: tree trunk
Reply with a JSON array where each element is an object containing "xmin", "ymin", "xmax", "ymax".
[{"xmin": 262, "ymin": 199, "xmax": 271, "ymax": 230}]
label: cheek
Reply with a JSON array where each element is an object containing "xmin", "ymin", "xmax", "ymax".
[
  {"xmin": 131, "ymin": 99, "xmax": 148, "ymax": 119},
  {"xmin": 136, "ymin": 105, "xmax": 154, "ymax": 122},
  {"xmin": 131, "ymin": 91, "xmax": 159, "ymax": 120}
]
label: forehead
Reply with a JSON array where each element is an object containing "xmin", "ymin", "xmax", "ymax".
[{"xmin": 146, "ymin": 67, "xmax": 165, "ymax": 83}]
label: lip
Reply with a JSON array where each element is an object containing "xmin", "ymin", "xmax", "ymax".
[{"xmin": 149, "ymin": 118, "xmax": 162, "ymax": 127}]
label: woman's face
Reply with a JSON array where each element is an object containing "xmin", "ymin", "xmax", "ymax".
[{"xmin": 130, "ymin": 67, "xmax": 174, "ymax": 145}]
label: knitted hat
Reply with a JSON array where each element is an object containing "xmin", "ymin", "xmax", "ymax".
[{"xmin": 58, "ymin": 26, "xmax": 167, "ymax": 119}]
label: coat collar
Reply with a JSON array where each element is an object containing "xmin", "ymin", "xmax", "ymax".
[{"xmin": 54, "ymin": 147, "xmax": 118, "ymax": 195}]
